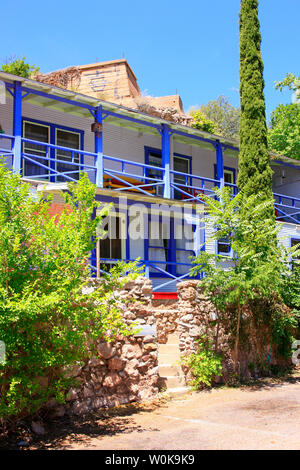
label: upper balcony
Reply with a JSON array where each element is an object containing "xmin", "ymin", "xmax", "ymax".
[{"xmin": 0, "ymin": 73, "xmax": 299, "ymax": 225}]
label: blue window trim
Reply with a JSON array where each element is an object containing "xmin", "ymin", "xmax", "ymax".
[
  {"xmin": 22, "ymin": 117, "xmax": 84, "ymax": 182},
  {"xmin": 145, "ymin": 146, "xmax": 192, "ymax": 198},
  {"xmin": 214, "ymin": 164, "xmax": 236, "ymax": 184},
  {"xmin": 144, "ymin": 146, "xmax": 192, "ymax": 173},
  {"xmin": 216, "ymin": 229, "xmax": 233, "ymax": 257},
  {"xmin": 146, "ymin": 213, "xmax": 198, "ymax": 278}
]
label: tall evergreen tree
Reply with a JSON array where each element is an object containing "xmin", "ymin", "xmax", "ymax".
[{"xmin": 238, "ymin": 0, "xmax": 274, "ymax": 216}]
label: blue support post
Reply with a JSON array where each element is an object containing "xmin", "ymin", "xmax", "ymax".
[
  {"xmin": 12, "ymin": 81, "xmax": 22, "ymax": 174},
  {"xmin": 161, "ymin": 123, "xmax": 171, "ymax": 199},
  {"xmin": 94, "ymin": 105, "xmax": 103, "ymax": 188},
  {"xmin": 216, "ymin": 141, "xmax": 224, "ymax": 189}
]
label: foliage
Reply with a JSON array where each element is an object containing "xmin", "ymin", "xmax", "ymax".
[
  {"xmin": 190, "ymin": 110, "xmax": 216, "ymax": 134},
  {"xmin": 190, "ymin": 188, "xmax": 300, "ymax": 365},
  {"xmin": 268, "ymin": 103, "xmax": 300, "ymax": 162},
  {"xmin": 180, "ymin": 336, "xmax": 223, "ymax": 388},
  {"xmin": 1, "ymin": 56, "xmax": 40, "ymax": 78},
  {"xmin": 0, "ymin": 162, "xmax": 138, "ymax": 421},
  {"xmin": 275, "ymin": 73, "xmax": 300, "ymax": 103},
  {"xmin": 238, "ymin": 0, "xmax": 274, "ymax": 219},
  {"xmin": 192, "ymin": 96, "xmax": 240, "ymax": 142}
]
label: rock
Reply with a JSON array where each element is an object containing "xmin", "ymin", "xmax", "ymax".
[
  {"xmin": 108, "ymin": 357, "xmax": 125, "ymax": 371},
  {"xmin": 83, "ymin": 386, "xmax": 94, "ymax": 399},
  {"xmin": 66, "ymin": 388, "xmax": 78, "ymax": 402},
  {"xmin": 88, "ymin": 356, "xmax": 106, "ymax": 367},
  {"xmin": 143, "ymin": 343, "xmax": 157, "ymax": 352},
  {"xmin": 72, "ymin": 400, "xmax": 89, "ymax": 415},
  {"xmin": 125, "ymin": 358, "xmax": 139, "ymax": 373},
  {"xmin": 143, "ymin": 335, "xmax": 156, "ymax": 343},
  {"xmin": 50, "ymin": 406, "xmax": 65, "ymax": 418},
  {"xmin": 97, "ymin": 342, "xmax": 116, "ymax": 359},
  {"xmin": 122, "ymin": 344, "xmax": 143, "ymax": 359},
  {"xmin": 63, "ymin": 364, "xmax": 82, "ymax": 378},
  {"xmin": 102, "ymin": 372, "xmax": 122, "ymax": 388},
  {"xmin": 31, "ymin": 421, "xmax": 46, "ymax": 435}
]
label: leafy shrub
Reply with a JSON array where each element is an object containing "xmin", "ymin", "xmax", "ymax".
[
  {"xmin": 1, "ymin": 56, "xmax": 40, "ymax": 78},
  {"xmin": 0, "ymin": 162, "xmax": 138, "ymax": 422},
  {"xmin": 181, "ymin": 337, "xmax": 223, "ymax": 388}
]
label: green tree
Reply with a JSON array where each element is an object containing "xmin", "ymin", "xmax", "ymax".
[
  {"xmin": 191, "ymin": 188, "xmax": 299, "ymax": 371},
  {"xmin": 1, "ymin": 56, "xmax": 40, "ymax": 78},
  {"xmin": 275, "ymin": 73, "xmax": 300, "ymax": 103},
  {"xmin": 190, "ymin": 110, "xmax": 216, "ymax": 133},
  {"xmin": 268, "ymin": 103, "xmax": 300, "ymax": 160},
  {"xmin": 0, "ymin": 162, "xmax": 137, "ymax": 421},
  {"xmin": 197, "ymin": 96, "xmax": 240, "ymax": 141},
  {"xmin": 238, "ymin": 0, "xmax": 274, "ymax": 215}
]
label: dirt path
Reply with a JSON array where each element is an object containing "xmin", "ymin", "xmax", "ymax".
[{"xmin": 3, "ymin": 375, "xmax": 300, "ymax": 450}]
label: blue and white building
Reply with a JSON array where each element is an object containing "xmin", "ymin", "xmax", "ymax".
[{"xmin": 0, "ymin": 71, "xmax": 299, "ymax": 295}]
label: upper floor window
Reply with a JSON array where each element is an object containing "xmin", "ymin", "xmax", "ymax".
[
  {"xmin": 22, "ymin": 119, "xmax": 83, "ymax": 181},
  {"xmin": 224, "ymin": 168, "xmax": 235, "ymax": 185},
  {"xmin": 145, "ymin": 147, "xmax": 190, "ymax": 198}
]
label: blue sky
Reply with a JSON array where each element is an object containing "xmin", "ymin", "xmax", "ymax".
[{"xmin": 1, "ymin": 0, "xmax": 299, "ymax": 120}]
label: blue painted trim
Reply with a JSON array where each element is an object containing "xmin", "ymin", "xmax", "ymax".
[
  {"xmin": 5, "ymin": 81, "xmax": 240, "ymax": 154},
  {"xmin": 216, "ymin": 141, "xmax": 224, "ymax": 189},
  {"xmin": 162, "ymin": 123, "xmax": 171, "ymax": 198},
  {"xmin": 273, "ymin": 160, "xmax": 300, "ymax": 169},
  {"xmin": 214, "ymin": 164, "xmax": 236, "ymax": 184},
  {"xmin": 126, "ymin": 211, "xmax": 130, "ymax": 260},
  {"xmin": 94, "ymin": 105, "xmax": 103, "ymax": 187},
  {"xmin": 215, "ymin": 237, "xmax": 233, "ymax": 257},
  {"xmin": 13, "ymin": 81, "xmax": 22, "ymax": 174}
]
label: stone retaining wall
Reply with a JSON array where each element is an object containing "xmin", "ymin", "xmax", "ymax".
[
  {"xmin": 50, "ymin": 277, "xmax": 160, "ymax": 417},
  {"xmin": 177, "ymin": 280, "xmax": 290, "ymax": 383}
]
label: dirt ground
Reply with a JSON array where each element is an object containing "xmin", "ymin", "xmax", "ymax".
[{"xmin": 2, "ymin": 373, "xmax": 300, "ymax": 450}]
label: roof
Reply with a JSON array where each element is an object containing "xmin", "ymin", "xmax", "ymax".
[
  {"xmin": 1, "ymin": 70, "xmax": 299, "ymax": 166},
  {"xmin": 43, "ymin": 59, "xmax": 138, "ymax": 82}
]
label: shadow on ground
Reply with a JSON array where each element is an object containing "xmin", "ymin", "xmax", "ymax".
[{"xmin": 0, "ymin": 398, "xmax": 168, "ymax": 450}]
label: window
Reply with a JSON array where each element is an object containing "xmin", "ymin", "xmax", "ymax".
[
  {"xmin": 145, "ymin": 147, "xmax": 191, "ymax": 198},
  {"xmin": 147, "ymin": 150, "xmax": 163, "ymax": 196},
  {"xmin": 98, "ymin": 213, "xmax": 126, "ymax": 272},
  {"xmin": 23, "ymin": 121, "xmax": 50, "ymax": 177},
  {"xmin": 148, "ymin": 220, "xmax": 169, "ymax": 273},
  {"xmin": 217, "ymin": 237, "xmax": 232, "ymax": 255},
  {"xmin": 55, "ymin": 129, "xmax": 81, "ymax": 182},
  {"xmin": 173, "ymin": 155, "xmax": 190, "ymax": 200},
  {"xmin": 214, "ymin": 165, "xmax": 236, "ymax": 186},
  {"xmin": 22, "ymin": 119, "xmax": 83, "ymax": 181},
  {"xmin": 175, "ymin": 221, "xmax": 195, "ymax": 274},
  {"xmin": 224, "ymin": 169, "xmax": 235, "ymax": 185}
]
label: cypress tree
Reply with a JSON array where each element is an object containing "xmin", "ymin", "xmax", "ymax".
[{"xmin": 238, "ymin": 0, "xmax": 274, "ymax": 216}]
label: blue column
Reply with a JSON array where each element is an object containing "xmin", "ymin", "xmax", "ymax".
[
  {"xmin": 161, "ymin": 123, "xmax": 171, "ymax": 199},
  {"xmin": 12, "ymin": 81, "xmax": 22, "ymax": 174},
  {"xmin": 94, "ymin": 105, "xmax": 103, "ymax": 188},
  {"xmin": 216, "ymin": 141, "xmax": 224, "ymax": 189}
]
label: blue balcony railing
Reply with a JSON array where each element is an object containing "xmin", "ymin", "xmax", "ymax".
[
  {"xmin": 89, "ymin": 257, "xmax": 199, "ymax": 292},
  {"xmin": 1, "ymin": 133, "xmax": 299, "ymax": 224}
]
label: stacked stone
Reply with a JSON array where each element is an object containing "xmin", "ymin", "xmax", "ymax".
[
  {"xmin": 153, "ymin": 303, "xmax": 180, "ymax": 344},
  {"xmin": 50, "ymin": 277, "xmax": 160, "ymax": 416}
]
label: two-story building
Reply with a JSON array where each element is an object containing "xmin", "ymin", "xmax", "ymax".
[{"xmin": 0, "ymin": 65, "xmax": 299, "ymax": 295}]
